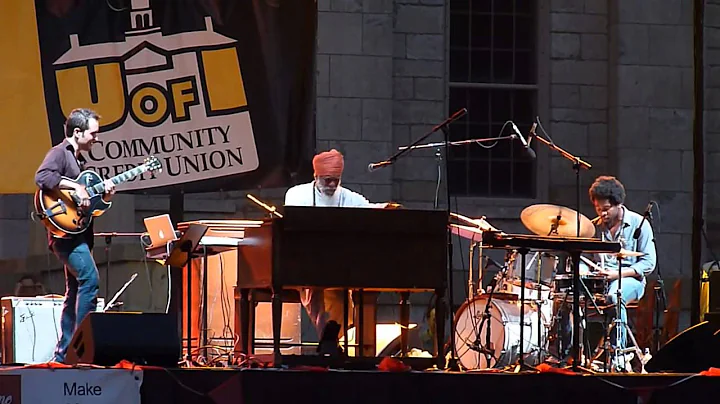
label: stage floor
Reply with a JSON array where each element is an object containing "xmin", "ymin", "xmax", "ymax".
[{"xmin": 142, "ymin": 366, "xmax": 720, "ymax": 404}]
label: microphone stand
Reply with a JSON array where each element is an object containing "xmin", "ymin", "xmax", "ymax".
[
  {"xmin": 369, "ymin": 108, "xmax": 468, "ymax": 370},
  {"xmin": 530, "ymin": 117, "xmax": 592, "ymax": 372},
  {"xmin": 637, "ymin": 206, "xmax": 666, "ymax": 355},
  {"xmin": 474, "ymin": 260, "xmax": 503, "ymax": 367}
]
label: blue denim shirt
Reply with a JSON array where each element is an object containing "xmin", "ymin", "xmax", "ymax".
[{"xmin": 595, "ymin": 205, "xmax": 657, "ymax": 283}]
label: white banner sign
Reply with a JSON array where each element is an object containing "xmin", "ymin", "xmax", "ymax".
[{"xmin": 0, "ymin": 368, "xmax": 143, "ymax": 404}]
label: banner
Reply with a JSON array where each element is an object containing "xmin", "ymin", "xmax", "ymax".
[
  {"xmin": 0, "ymin": 368, "xmax": 143, "ymax": 404},
  {"xmin": 0, "ymin": 0, "xmax": 317, "ymax": 194}
]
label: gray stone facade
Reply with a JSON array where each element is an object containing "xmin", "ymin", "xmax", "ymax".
[{"xmin": 0, "ymin": 0, "xmax": 714, "ymax": 346}]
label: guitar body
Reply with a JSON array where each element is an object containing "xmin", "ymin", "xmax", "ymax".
[{"xmin": 34, "ymin": 170, "xmax": 112, "ymax": 237}]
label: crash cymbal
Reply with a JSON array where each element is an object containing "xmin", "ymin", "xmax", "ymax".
[
  {"xmin": 520, "ymin": 204, "xmax": 595, "ymax": 238},
  {"xmin": 616, "ymin": 249, "xmax": 645, "ymax": 258},
  {"xmin": 450, "ymin": 212, "xmax": 499, "ymax": 232}
]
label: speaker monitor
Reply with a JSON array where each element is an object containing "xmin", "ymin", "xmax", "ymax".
[
  {"xmin": 65, "ymin": 312, "xmax": 181, "ymax": 367},
  {"xmin": 645, "ymin": 320, "xmax": 720, "ymax": 373}
]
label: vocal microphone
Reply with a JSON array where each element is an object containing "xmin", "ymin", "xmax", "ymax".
[
  {"xmin": 510, "ymin": 121, "xmax": 537, "ymax": 159},
  {"xmin": 367, "ymin": 160, "xmax": 392, "ymax": 172},
  {"xmin": 633, "ymin": 201, "xmax": 654, "ymax": 240},
  {"xmin": 483, "ymin": 255, "xmax": 504, "ymax": 270}
]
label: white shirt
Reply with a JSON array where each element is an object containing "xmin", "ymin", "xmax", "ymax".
[{"xmin": 284, "ymin": 182, "xmax": 374, "ymax": 207}]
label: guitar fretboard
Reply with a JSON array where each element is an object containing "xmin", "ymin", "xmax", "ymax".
[{"xmin": 87, "ymin": 164, "xmax": 152, "ymax": 197}]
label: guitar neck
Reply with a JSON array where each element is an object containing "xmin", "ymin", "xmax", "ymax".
[{"xmin": 88, "ymin": 164, "xmax": 150, "ymax": 195}]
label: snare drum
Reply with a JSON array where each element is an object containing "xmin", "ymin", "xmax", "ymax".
[{"xmin": 554, "ymin": 274, "xmax": 608, "ymax": 295}]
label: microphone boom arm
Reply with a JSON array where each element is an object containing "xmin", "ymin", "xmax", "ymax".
[{"xmin": 367, "ymin": 108, "xmax": 468, "ymax": 171}]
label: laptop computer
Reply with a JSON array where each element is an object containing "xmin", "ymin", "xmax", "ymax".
[{"xmin": 143, "ymin": 214, "xmax": 178, "ymax": 249}]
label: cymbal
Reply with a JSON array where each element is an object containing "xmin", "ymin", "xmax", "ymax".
[
  {"xmin": 616, "ymin": 249, "xmax": 645, "ymax": 258},
  {"xmin": 450, "ymin": 212, "xmax": 499, "ymax": 232},
  {"xmin": 520, "ymin": 204, "xmax": 595, "ymax": 238}
]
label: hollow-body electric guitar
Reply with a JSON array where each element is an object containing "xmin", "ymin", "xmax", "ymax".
[{"xmin": 33, "ymin": 156, "xmax": 162, "ymax": 237}]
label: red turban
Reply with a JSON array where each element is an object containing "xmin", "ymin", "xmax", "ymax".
[{"xmin": 313, "ymin": 149, "xmax": 344, "ymax": 177}]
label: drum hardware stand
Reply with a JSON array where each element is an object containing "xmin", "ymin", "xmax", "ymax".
[
  {"xmin": 509, "ymin": 247, "xmax": 538, "ymax": 373},
  {"xmin": 605, "ymin": 255, "xmax": 646, "ymax": 373},
  {"xmin": 472, "ymin": 265, "xmax": 502, "ymax": 367}
]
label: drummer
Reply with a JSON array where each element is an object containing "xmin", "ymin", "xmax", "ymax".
[{"xmin": 586, "ymin": 176, "xmax": 657, "ymax": 349}]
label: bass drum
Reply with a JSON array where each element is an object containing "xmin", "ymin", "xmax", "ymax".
[{"xmin": 454, "ymin": 294, "xmax": 548, "ymax": 370}]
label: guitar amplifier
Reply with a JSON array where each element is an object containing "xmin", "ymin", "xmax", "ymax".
[{"xmin": 1, "ymin": 296, "xmax": 105, "ymax": 364}]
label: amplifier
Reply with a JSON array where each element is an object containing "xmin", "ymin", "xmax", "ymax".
[{"xmin": 1, "ymin": 296, "xmax": 105, "ymax": 364}]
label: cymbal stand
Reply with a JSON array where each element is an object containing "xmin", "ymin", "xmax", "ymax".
[{"xmin": 468, "ymin": 240, "xmax": 483, "ymax": 298}]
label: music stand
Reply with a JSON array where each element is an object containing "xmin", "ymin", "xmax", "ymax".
[{"xmin": 166, "ymin": 224, "xmax": 208, "ymax": 362}]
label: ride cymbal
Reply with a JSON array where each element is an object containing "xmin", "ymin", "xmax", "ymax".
[{"xmin": 520, "ymin": 204, "xmax": 595, "ymax": 238}]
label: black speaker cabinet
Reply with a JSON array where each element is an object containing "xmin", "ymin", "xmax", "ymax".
[
  {"xmin": 65, "ymin": 312, "xmax": 181, "ymax": 367},
  {"xmin": 645, "ymin": 321, "xmax": 720, "ymax": 373}
]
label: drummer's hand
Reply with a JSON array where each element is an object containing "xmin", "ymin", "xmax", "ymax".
[{"xmin": 598, "ymin": 268, "xmax": 618, "ymax": 281}]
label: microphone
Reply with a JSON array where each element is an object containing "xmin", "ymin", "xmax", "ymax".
[
  {"xmin": 484, "ymin": 255, "xmax": 504, "ymax": 270},
  {"xmin": 510, "ymin": 121, "xmax": 537, "ymax": 159},
  {"xmin": 633, "ymin": 201, "xmax": 654, "ymax": 240},
  {"xmin": 367, "ymin": 160, "xmax": 392, "ymax": 172}
]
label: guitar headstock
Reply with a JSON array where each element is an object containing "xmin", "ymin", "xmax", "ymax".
[{"xmin": 143, "ymin": 156, "xmax": 162, "ymax": 173}]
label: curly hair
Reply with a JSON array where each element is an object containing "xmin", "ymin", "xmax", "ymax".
[{"xmin": 588, "ymin": 175, "xmax": 626, "ymax": 205}]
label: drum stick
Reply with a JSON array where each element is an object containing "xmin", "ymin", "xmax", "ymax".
[{"xmin": 579, "ymin": 255, "xmax": 603, "ymax": 272}]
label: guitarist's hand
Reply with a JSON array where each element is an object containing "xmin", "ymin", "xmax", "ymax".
[
  {"xmin": 103, "ymin": 179, "xmax": 116, "ymax": 196},
  {"xmin": 75, "ymin": 186, "xmax": 91, "ymax": 207}
]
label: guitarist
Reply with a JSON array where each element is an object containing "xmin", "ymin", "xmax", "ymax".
[{"xmin": 34, "ymin": 108, "xmax": 116, "ymax": 363}]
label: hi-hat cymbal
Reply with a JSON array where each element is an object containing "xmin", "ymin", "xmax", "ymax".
[
  {"xmin": 616, "ymin": 249, "xmax": 645, "ymax": 258},
  {"xmin": 450, "ymin": 212, "xmax": 499, "ymax": 232},
  {"xmin": 520, "ymin": 204, "xmax": 595, "ymax": 238}
]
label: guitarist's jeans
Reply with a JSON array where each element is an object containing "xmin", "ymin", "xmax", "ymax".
[{"xmin": 50, "ymin": 237, "xmax": 99, "ymax": 363}]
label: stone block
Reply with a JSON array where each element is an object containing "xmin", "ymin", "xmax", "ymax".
[
  {"xmin": 648, "ymin": 108, "xmax": 693, "ymax": 151},
  {"xmin": 581, "ymin": 34, "xmax": 608, "ymax": 60},
  {"xmin": 316, "ymin": 54, "xmax": 330, "ymax": 96},
  {"xmin": 317, "ymin": 13, "xmax": 362, "ymax": 55},
  {"xmin": 648, "ymin": 191, "xmax": 693, "ymax": 234},
  {"xmin": 655, "ymin": 233, "xmax": 683, "ymax": 276},
  {"xmin": 551, "ymin": 0, "xmax": 584, "ymax": 13},
  {"xmin": 707, "ymin": 49, "xmax": 720, "ymax": 67},
  {"xmin": 316, "ymin": 97, "xmax": 362, "ymax": 140},
  {"xmin": 414, "ymin": 77, "xmax": 444, "ymax": 101},
  {"xmin": 552, "ymin": 108, "xmax": 606, "ymax": 123},
  {"xmin": 363, "ymin": 14, "xmax": 393, "ymax": 56},
  {"xmin": 708, "ymin": 26, "xmax": 720, "ymax": 47},
  {"xmin": 363, "ymin": 0, "xmax": 392, "ymax": 13},
  {"xmin": 680, "ymin": 151, "xmax": 692, "ymax": 193},
  {"xmin": 393, "ymin": 60, "xmax": 444, "ymax": 78},
  {"xmin": 587, "ymin": 123, "xmax": 608, "ymax": 157},
  {"xmin": 318, "ymin": 0, "xmax": 331, "ymax": 11},
  {"xmin": 400, "ymin": 180, "xmax": 438, "ymax": 201},
  {"xmin": 616, "ymin": 66, "xmax": 689, "ymax": 108},
  {"xmin": 394, "ymin": 33, "xmax": 407, "ymax": 58},
  {"xmin": 392, "ymin": 100, "xmax": 445, "ymax": 124},
  {"xmin": 551, "ymin": 13, "xmax": 607, "ymax": 34},
  {"xmin": 330, "ymin": 0, "xmax": 363, "ymax": 12},
  {"xmin": 584, "ymin": 0, "xmax": 608, "ymax": 14},
  {"xmin": 708, "ymin": 5, "xmax": 720, "ymax": 29},
  {"xmin": 393, "ymin": 156, "xmax": 439, "ymax": 181},
  {"xmin": 392, "ymin": 124, "xmax": 411, "ymax": 150},
  {"xmin": 708, "ymin": 152, "xmax": 720, "ymax": 182},
  {"xmin": 551, "ymin": 33, "xmax": 581, "ymax": 59},
  {"xmin": 362, "ymin": 99, "xmax": 393, "ymax": 141},
  {"xmin": 615, "ymin": 106, "xmax": 649, "ymax": 149},
  {"xmin": 616, "ymin": 149, "xmax": 684, "ymax": 192},
  {"xmin": 0, "ymin": 220, "xmax": 29, "ymax": 260},
  {"xmin": 551, "ymin": 84, "xmax": 581, "ymax": 108},
  {"xmin": 548, "ymin": 121, "xmax": 589, "ymax": 156},
  {"xmin": 709, "ymin": 67, "xmax": 720, "ymax": 87},
  {"xmin": 406, "ymin": 34, "xmax": 444, "ymax": 61},
  {"xmin": 394, "ymin": 77, "xmax": 414, "ymax": 100},
  {"xmin": 616, "ymin": 24, "xmax": 649, "ymax": 66},
  {"xmin": 323, "ymin": 140, "xmax": 392, "ymax": 184},
  {"xmin": 618, "ymin": 0, "xmax": 686, "ymax": 25},
  {"xmin": 580, "ymin": 85, "xmax": 607, "ymax": 109},
  {"xmin": 648, "ymin": 25, "xmax": 693, "ymax": 67},
  {"xmin": 395, "ymin": 5, "xmax": 444, "ymax": 34},
  {"xmin": 551, "ymin": 60, "xmax": 607, "ymax": 85},
  {"xmin": 0, "ymin": 194, "xmax": 30, "ymax": 219},
  {"xmin": 360, "ymin": 184, "xmax": 393, "ymax": 201},
  {"xmin": 330, "ymin": 55, "xmax": 393, "ymax": 98}
]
